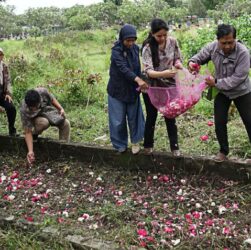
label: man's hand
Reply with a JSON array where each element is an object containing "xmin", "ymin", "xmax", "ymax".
[
  {"xmin": 5, "ymin": 94, "xmax": 12, "ymax": 103},
  {"xmin": 60, "ymin": 108, "xmax": 65, "ymax": 118},
  {"xmin": 205, "ymin": 76, "xmax": 216, "ymax": 87},
  {"xmin": 188, "ymin": 62, "xmax": 201, "ymax": 74},
  {"xmin": 27, "ymin": 151, "xmax": 35, "ymax": 165}
]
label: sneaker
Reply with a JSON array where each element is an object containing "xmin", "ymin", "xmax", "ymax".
[
  {"xmin": 214, "ymin": 152, "xmax": 228, "ymax": 162},
  {"xmin": 117, "ymin": 148, "xmax": 127, "ymax": 154},
  {"xmin": 131, "ymin": 144, "xmax": 140, "ymax": 155},
  {"xmin": 144, "ymin": 147, "xmax": 153, "ymax": 154},
  {"xmin": 245, "ymin": 159, "xmax": 251, "ymax": 164},
  {"xmin": 33, "ymin": 134, "xmax": 39, "ymax": 141},
  {"xmin": 172, "ymin": 150, "xmax": 181, "ymax": 157},
  {"xmin": 9, "ymin": 128, "xmax": 19, "ymax": 137}
]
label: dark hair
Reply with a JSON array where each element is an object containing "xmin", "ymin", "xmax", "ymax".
[
  {"xmin": 142, "ymin": 18, "xmax": 169, "ymax": 68},
  {"xmin": 216, "ymin": 24, "xmax": 236, "ymax": 39},
  {"xmin": 25, "ymin": 89, "xmax": 41, "ymax": 107}
]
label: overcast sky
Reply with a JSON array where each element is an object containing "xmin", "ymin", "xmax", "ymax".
[{"xmin": 3, "ymin": 0, "xmax": 103, "ymax": 14}]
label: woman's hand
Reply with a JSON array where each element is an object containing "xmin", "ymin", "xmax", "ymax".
[
  {"xmin": 5, "ymin": 94, "xmax": 12, "ymax": 103},
  {"xmin": 162, "ymin": 69, "xmax": 177, "ymax": 78},
  {"xmin": 135, "ymin": 77, "xmax": 148, "ymax": 91},
  {"xmin": 174, "ymin": 61, "xmax": 183, "ymax": 69}
]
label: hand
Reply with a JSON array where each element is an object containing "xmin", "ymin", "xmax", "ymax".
[
  {"xmin": 162, "ymin": 69, "xmax": 177, "ymax": 78},
  {"xmin": 27, "ymin": 151, "xmax": 35, "ymax": 165},
  {"xmin": 60, "ymin": 108, "xmax": 65, "ymax": 118},
  {"xmin": 5, "ymin": 94, "xmax": 12, "ymax": 103},
  {"xmin": 188, "ymin": 62, "xmax": 201, "ymax": 74},
  {"xmin": 205, "ymin": 76, "xmax": 216, "ymax": 87},
  {"xmin": 135, "ymin": 77, "xmax": 148, "ymax": 91}
]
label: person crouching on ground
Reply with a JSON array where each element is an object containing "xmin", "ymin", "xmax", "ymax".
[
  {"xmin": 107, "ymin": 24, "xmax": 148, "ymax": 154},
  {"xmin": 20, "ymin": 87, "xmax": 70, "ymax": 164}
]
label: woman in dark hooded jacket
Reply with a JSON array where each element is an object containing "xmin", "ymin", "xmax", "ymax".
[{"xmin": 107, "ymin": 24, "xmax": 148, "ymax": 154}]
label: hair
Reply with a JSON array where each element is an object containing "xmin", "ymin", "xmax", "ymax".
[
  {"xmin": 25, "ymin": 89, "xmax": 41, "ymax": 107},
  {"xmin": 142, "ymin": 18, "xmax": 169, "ymax": 68},
  {"xmin": 216, "ymin": 24, "xmax": 236, "ymax": 39}
]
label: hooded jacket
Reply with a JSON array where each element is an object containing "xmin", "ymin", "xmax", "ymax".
[{"xmin": 107, "ymin": 24, "xmax": 141, "ymax": 103}]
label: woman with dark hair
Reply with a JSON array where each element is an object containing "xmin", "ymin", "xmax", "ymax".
[
  {"xmin": 141, "ymin": 18, "xmax": 183, "ymax": 155},
  {"xmin": 107, "ymin": 24, "xmax": 148, "ymax": 154}
]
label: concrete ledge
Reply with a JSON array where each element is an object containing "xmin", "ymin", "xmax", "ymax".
[{"xmin": 0, "ymin": 135, "xmax": 250, "ymax": 182}]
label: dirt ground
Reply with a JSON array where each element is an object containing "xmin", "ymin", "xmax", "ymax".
[{"xmin": 0, "ymin": 155, "xmax": 251, "ymax": 249}]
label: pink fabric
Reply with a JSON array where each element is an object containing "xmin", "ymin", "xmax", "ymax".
[{"xmin": 147, "ymin": 68, "xmax": 208, "ymax": 118}]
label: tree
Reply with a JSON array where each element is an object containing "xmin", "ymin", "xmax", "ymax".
[
  {"xmin": 87, "ymin": 2, "xmax": 118, "ymax": 27},
  {"xmin": 188, "ymin": 0, "xmax": 207, "ymax": 17},
  {"xmin": 163, "ymin": 0, "xmax": 176, "ymax": 7},
  {"xmin": 201, "ymin": 0, "xmax": 227, "ymax": 10},
  {"xmin": 103, "ymin": 0, "xmax": 123, "ymax": 6}
]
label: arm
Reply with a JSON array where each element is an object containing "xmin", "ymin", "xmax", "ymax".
[
  {"xmin": 51, "ymin": 98, "xmax": 65, "ymax": 117},
  {"xmin": 4, "ymin": 64, "xmax": 13, "ymax": 103},
  {"xmin": 24, "ymin": 128, "xmax": 35, "ymax": 165},
  {"xmin": 142, "ymin": 45, "xmax": 177, "ymax": 79},
  {"xmin": 173, "ymin": 39, "xmax": 183, "ymax": 69},
  {"xmin": 188, "ymin": 42, "xmax": 213, "ymax": 72}
]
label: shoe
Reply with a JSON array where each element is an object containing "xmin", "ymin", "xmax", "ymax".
[
  {"xmin": 214, "ymin": 152, "xmax": 228, "ymax": 162},
  {"xmin": 33, "ymin": 134, "xmax": 39, "ymax": 141},
  {"xmin": 117, "ymin": 148, "xmax": 127, "ymax": 154},
  {"xmin": 131, "ymin": 144, "xmax": 140, "ymax": 155},
  {"xmin": 144, "ymin": 147, "xmax": 153, "ymax": 154},
  {"xmin": 172, "ymin": 150, "xmax": 181, "ymax": 156},
  {"xmin": 9, "ymin": 128, "xmax": 19, "ymax": 137},
  {"xmin": 245, "ymin": 159, "xmax": 251, "ymax": 164}
]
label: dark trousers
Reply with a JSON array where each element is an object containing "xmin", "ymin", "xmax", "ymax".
[
  {"xmin": 214, "ymin": 92, "xmax": 251, "ymax": 155},
  {"xmin": 0, "ymin": 97, "xmax": 16, "ymax": 133},
  {"xmin": 142, "ymin": 93, "xmax": 179, "ymax": 150}
]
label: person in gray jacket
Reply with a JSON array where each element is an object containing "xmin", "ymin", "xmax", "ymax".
[{"xmin": 188, "ymin": 24, "xmax": 251, "ymax": 162}]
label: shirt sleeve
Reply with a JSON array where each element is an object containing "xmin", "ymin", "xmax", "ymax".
[
  {"xmin": 188, "ymin": 42, "xmax": 212, "ymax": 65},
  {"xmin": 142, "ymin": 45, "xmax": 154, "ymax": 72},
  {"xmin": 111, "ymin": 48, "xmax": 137, "ymax": 82},
  {"xmin": 40, "ymin": 88, "xmax": 54, "ymax": 103},
  {"xmin": 20, "ymin": 104, "xmax": 33, "ymax": 130},
  {"xmin": 216, "ymin": 50, "xmax": 250, "ymax": 91},
  {"xmin": 4, "ymin": 64, "xmax": 12, "ymax": 95},
  {"xmin": 173, "ymin": 39, "xmax": 182, "ymax": 65}
]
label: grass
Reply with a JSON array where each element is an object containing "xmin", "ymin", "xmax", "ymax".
[{"xmin": 0, "ymin": 28, "xmax": 251, "ymax": 160}]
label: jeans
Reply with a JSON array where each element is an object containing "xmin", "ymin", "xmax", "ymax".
[
  {"xmin": 214, "ymin": 92, "xmax": 251, "ymax": 155},
  {"xmin": 108, "ymin": 95, "xmax": 145, "ymax": 151},
  {"xmin": 142, "ymin": 93, "xmax": 179, "ymax": 151},
  {"xmin": 0, "ymin": 97, "xmax": 16, "ymax": 134}
]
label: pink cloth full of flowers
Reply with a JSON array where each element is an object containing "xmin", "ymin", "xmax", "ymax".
[{"xmin": 147, "ymin": 68, "xmax": 208, "ymax": 119}]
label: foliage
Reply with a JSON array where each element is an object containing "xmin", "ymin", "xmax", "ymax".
[
  {"xmin": 208, "ymin": 0, "xmax": 251, "ymax": 19},
  {"xmin": 188, "ymin": 0, "xmax": 207, "ymax": 17},
  {"xmin": 180, "ymin": 14, "xmax": 251, "ymax": 62}
]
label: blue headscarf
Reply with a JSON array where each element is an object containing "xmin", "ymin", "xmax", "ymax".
[{"xmin": 119, "ymin": 24, "xmax": 137, "ymax": 42}]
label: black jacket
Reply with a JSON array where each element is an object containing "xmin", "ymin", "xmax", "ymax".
[{"xmin": 107, "ymin": 24, "xmax": 141, "ymax": 103}]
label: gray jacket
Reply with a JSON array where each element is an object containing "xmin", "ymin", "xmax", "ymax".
[{"xmin": 189, "ymin": 41, "xmax": 251, "ymax": 99}]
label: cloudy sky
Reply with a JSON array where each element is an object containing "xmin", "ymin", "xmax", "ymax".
[{"xmin": 3, "ymin": 0, "xmax": 103, "ymax": 14}]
